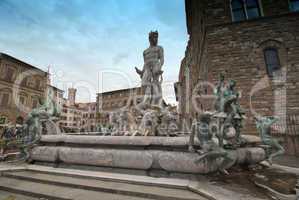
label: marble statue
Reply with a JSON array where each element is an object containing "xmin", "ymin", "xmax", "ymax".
[
  {"xmin": 110, "ymin": 112, "xmax": 120, "ymax": 135},
  {"xmin": 119, "ymin": 109, "xmax": 129, "ymax": 132},
  {"xmin": 139, "ymin": 108, "xmax": 159, "ymax": 136},
  {"xmin": 158, "ymin": 106, "xmax": 179, "ymax": 136},
  {"xmin": 135, "ymin": 31, "xmax": 164, "ymax": 105},
  {"xmin": 254, "ymin": 116, "xmax": 285, "ymax": 165}
]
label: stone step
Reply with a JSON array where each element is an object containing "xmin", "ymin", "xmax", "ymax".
[
  {"xmin": 2, "ymin": 170, "xmax": 207, "ymax": 200},
  {"xmin": 25, "ymin": 164, "xmax": 191, "ymax": 190},
  {"xmin": 0, "ymin": 190, "xmax": 39, "ymax": 200},
  {"xmin": 0, "ymin": 176, "xmax": 157, "ymax": 200}
]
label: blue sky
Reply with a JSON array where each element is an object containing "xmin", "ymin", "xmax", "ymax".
[{"xmin": 0, "ymin": 0, "xmax": 187, "ymax": 104}]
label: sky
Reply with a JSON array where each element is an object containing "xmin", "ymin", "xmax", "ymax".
[{"xmin": 0, "ymin": 0, "xmax": 188, "ymax": 104}]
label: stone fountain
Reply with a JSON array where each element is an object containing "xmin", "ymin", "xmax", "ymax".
[
  {"xmin": 28, "ymin": 31, "xmax": 273, "ymax": 175},
  {"xmin": 5, "ymin": 31, "xmax": 296, "ymax": 200}
]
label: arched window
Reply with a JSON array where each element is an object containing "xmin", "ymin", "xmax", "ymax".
[
  {"xmin": 231, "ymin": 0, "xmax": 246, "ymax": 22},
  {"xmin": 231, "ymin": 0, "xmax": 262, "ymax": 22},
  {"xmin": 264, "ymin": 48, "xmax": 281, "ymax": 77},
  {"xmin": 290, "ymin": 0, "xmax": 299, "ymax": 12}
]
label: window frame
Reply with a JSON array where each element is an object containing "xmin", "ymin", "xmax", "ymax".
[
  {"xmin": 0, "ymin": 92, "xmax": 10, "ymax": 107},
  {"xmin": 230, "ymin": 0, "xmax": 263, "ymax": 22},
  {"xmin": 231, "ymin": 0, "xmax": 247, "ymax": 22},
  {"xmin": 289, "ymin": 0, "xmax": 299, "ymax": 12},
  {"xmin": 5, "ymin": 66, "xmax": 15, "ymax": 82},
  {"xmin": 263, "ymin": 47, "xmax": 281, "ymax": 77}
]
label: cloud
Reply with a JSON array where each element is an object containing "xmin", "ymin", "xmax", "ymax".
[
  {"xmin": 113, "ymin": 52, "xmax": 130, "ymax": 65},
  {"xmin": 0, "ymin": 0, "xmax": 187, "ymax": 103}
]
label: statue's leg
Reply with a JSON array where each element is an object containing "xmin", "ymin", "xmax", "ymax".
[
  {"xmin": 268, "ymin": 139, "xmax": 285, "ymax": 164},
  {"xmin": 152, "ymin": 78, "xmax": 162, "ymax": 105},
  {"xmin": 218, "ymin": 122, "xmax": 225, "ymax": 147}
]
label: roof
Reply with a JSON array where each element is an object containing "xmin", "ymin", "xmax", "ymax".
[
  {"xmin": 48, "ymin": 84, "xmax": 64, "ymax": 93},
  {"xmin": 97, "ymin": 86, "xmax": 143, "ymax": 96},
  {"xmin": 0, "ymin": 52, "xmax": 47, "ymax": 75}
]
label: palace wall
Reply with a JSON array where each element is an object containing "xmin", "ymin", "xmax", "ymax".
[{"xmin": 178, "ymin": 0, "xmax": 299, "ymax": 155}]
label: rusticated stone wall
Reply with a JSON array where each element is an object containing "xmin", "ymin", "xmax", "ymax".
[{"xmin": 178, "ymin": 0, "xmax": 299, "ymax": 155}]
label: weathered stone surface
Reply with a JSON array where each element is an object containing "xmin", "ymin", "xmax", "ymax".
[
  {"xmin": 40, "ymin": 135, "xmax": 260, "ymax": 147},
  {"xmin": 158, "ymin": 152, "xmax": 222, "ymax": 174},
  {"xmin": 57, "ymin": 147, "xmax": 153, "ymax": 170},
  {"xmin": 30, "ymin": 146, "xmax": 266, "ymax": 173},
  {"xmin": 235, "ymin": 147, "xmax": 267, "ymax": 165},
  {"xmin": 30, "ymin": 146, "xmax": 58, "ymax": 162},
  {"xmin": 32, "ymin": 135, "xmax": 266, "ymax": 174},
  {"xmin": 157, "ymin": 148, "xmax": 265, "ymax": 174}
]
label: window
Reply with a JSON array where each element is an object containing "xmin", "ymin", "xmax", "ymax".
[
  {"xmin": 32, "ymin": 98, "xmax": 38, "ymax": 108},
  {"xmin": 19, "ymin": 96, "xmax": 25, "ymax": 105},
  {"xmin": 35, "ymin": 79, "xmax": 41, "ymax": 90},
  {"xmin": 246, "ymin": 0, "xmax": 261, "ymax": 19},
  {"xmin": 264, "ymin": 48, "xmax": 281, "ymax": 77},
  {"xmin": 5, "ymin": 67, "xmax": 15, "ymax": 82},
  {"xmin": 231, "ymin": 0, "xmax": 262, "ymax": 22},
  {"xmin": 231, "ymin": 0, "xmax": 246, "ymax": 22},
  {"xmin": 290, "ymin": 0, "xmax": 299, "ymax": 12},
  {"xmin": 0, "ymin": 93, "xmax": 9, "ymax": 106},
  {"xmin": 21, "ymin": 77, "xmax": 28, "ymax": 87}
]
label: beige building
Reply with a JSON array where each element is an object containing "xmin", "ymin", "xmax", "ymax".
[
  {"xmin": 47, "ymin": 84, "xmax": 64, "ymax": 111},
  {"xmin": 0, "ymin": 53, "xmax": 48, "ymax": 125},
  {"xmin": 96, "ymin": 87, "xmax": 145, "ymax": 125},
  {"xmin": 59, "ymin": 88, "xmax": 97, "ymax": 133},
  {"xmin": 78, "ymin": 102, "xmax": 97, "ymax": 132}
]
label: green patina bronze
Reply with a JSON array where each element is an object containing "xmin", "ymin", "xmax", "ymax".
[
  {"xmin": 213, "ymin": 74, "xmax": 246, "ymax": 148},
  {"xmin": 0, "ymin": 88, "xmax": 61, "ymax": 161},
  {"xmin": 189, "ymin": 112, "xmax": 233, "ymax": 174},
  {"xmin": 254, "ymin": 116, "xmax": 285, "ymax": 165}
]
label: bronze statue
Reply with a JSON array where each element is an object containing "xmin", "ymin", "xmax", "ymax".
[
  {"xmin": 19, "ymin": 88, "xmax": 61, "ymax": 160},
  {"xmin": 189, "ymin": 112, "xmax": 232, "ymax": 174},
  {"xmin": 254, "ymin": 116, "xmax": 285, "ymax": 165},
  {"xmin": 214, "ymin": 78, "xmax": 245, "ymax": 147},
  {"xmin": 214, "ymin": 73, "xmax": 226, "ymax": 112}
]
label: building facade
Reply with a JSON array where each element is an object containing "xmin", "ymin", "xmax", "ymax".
[
  {"xmin": 96, "ymin": 87, "xmax": 145, "ymax": 125},
  {"xmin": 78, "ymin": 102, "xmax": 97, "ymax": 132},
  {"xmin": 59, "ymin": 88, "xmax": 97, "ymax": 133},
  {"xmin": 47, "ymin": 85, "xmax": 64, "ymax": 111},
  {"xmin": 177, "ymin": 0, "xmax": 299, "ymax": 155},
  {"xmin": 0, "ymin": 53, "xmax": 48, "ymax": 125}
]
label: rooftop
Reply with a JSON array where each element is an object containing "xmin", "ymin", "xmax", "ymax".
[
  {"xmin": 97, "ymin": 86, "xmax": 143, "ymax": 96},
  {"xmin": 0, "ymin": 52, "xmax": 47, "ymax": 75}
]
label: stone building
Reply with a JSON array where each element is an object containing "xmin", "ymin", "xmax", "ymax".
[
  {"xmin": 96, "ymin": 87, "xmax": 145, "ymax": 125},
  {"xmin": 59, "ymin": 88, "xmax": 97, "ymax": 133},
  {"xmin": 176, "ymin": 0, "xmax": 299, "ymax": 155},
  {"xmin": 0, "ymin": 53, "xmax": 48, "ymax": 125},
  {"xmin": 47, "ymin": 84, "xmax": 64, "ymax": 111},
  {"xmin": 78, "ymin": 102, "xmax": 97, "ymax": 132}
]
